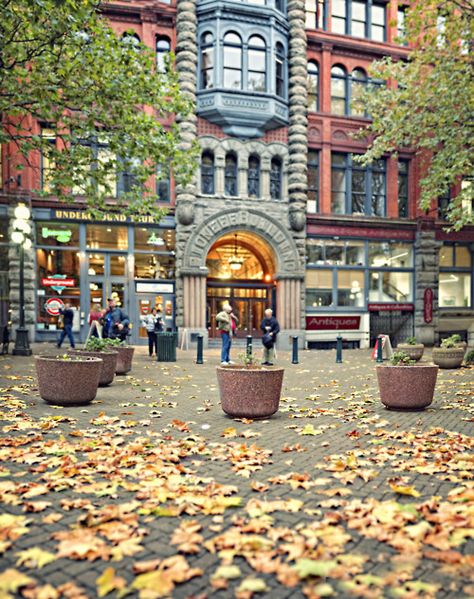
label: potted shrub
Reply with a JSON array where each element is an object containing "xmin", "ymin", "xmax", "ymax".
[
  {"xmin": 449, "ymin": 334, "xmax": 468, "ymax": 354},
  {"xmin": 103, "ymin": 338, "xmax": 135, "ymax": 375},
  {"xmin": 397, "ymin": 336, "xmax": 424, "ymax": 362},
  {"xmin": 432, "ymin": 336, "xmax": 466, "ymax": 369},
  {"xmin": 376, "ymin": 351, "xmax": 438, "ymax": 410},
  {"xmin": 70, "ymin": 338, "xmax": 118, "ymax": 386},
  {"xmin": 463, "ymin": 349, "xmax": 474, "ymax": 366},
  {"xmin": 35, "ymin": 354, "xmax": 103, "ymax": 406},
  {"xmin": 216, "ymin": 353, "xmax": 284, "ymax": 419}
]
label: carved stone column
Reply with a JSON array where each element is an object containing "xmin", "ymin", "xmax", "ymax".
[
  {"xmin": 414, "ymin": 220, "xmax": 441, "ymax": 346},
  {"xmin": 182, "ymin": 272, "xmax": 208, "ymax": 345},
  {"xmin": 276, "ymin": 275, "xmax": 304, "ymax": 348},
  {"xmin": 287, "ymin": 0, "xmax": 308, "ymax": 233}
]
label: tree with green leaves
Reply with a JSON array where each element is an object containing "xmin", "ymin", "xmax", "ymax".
[
  {"xmin": 0, "ymin": 0, "xmax": 197, "ymax": 217},
  {"xmin": 357, "ymin": 0, "xmax": 474, "ymax": 230}
]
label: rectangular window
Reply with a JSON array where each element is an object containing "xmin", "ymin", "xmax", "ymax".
[
  {"xmin": 369, "ymin": 271, "xmax": 412, "ymax": 302},
  {"xmin": 332, "ymin": 0, "xmax": 347, "ymax": 34},
  {"xmin": 306, "ymin": 269, "xmax": 333, "ymax": 307},
  {"xmin": 306, "ymin": 239, "xmax": 365, "ymax": 266},
  {"xmin": 337, "ymin": 269, "xmax": 365, "ymax": 307},
  {"xmin": 351, "ymin": 0, "xmax": 367, "ymax": 37},
  {"xmin": 134, "ymin": 253, "xmax": 175, "ymax": 280},
  {"xmin": 86, "ymin": 225, "xmax": 128, "ymax": 250},
  {"xmin": 135, "ymin": 228, "xmax": 175, "ymax": 252},
  {"xmin": 396, "ymin": 6, "xmax": 407, "ymax": 45},
  {"xmin": 40, "ymin": 127, "xmax": 56, "ymax": 192},
  {"xmin": 35, "ymin": 222, "xmax": 80, "ymax": 247},
  {"xmin": 306, "ymin": 0, "xmax": 326, "ymax": 29},
  {"xmin": 439, "ymin": 273, "xmax": 471, "ymax": 307},
  {"xmin": 370, "ymin": 2, "xmax": 386, "ymax": 41},
  {"xmin": 307, "ymin": 151, "xmax": 319, "ymax": 213},
  {"xmin": 397, "ymin": 159, "xmax": 409, "ymax": 217},
  {"xmin": 438, "ymin": 189, "xmax": 451, "ymax": 220},
  {"xmin": 332, "ymin": 153, "xmax": 386, "ymax": 216},
  {"xmin": 156, "ymin": 162, "xmax": 171, "ymax": 203},
  {"xmin": 368, "ymin": 242, "xmax": 413, "ymax": 268}
]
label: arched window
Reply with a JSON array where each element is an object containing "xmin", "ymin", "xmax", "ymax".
[
  {"xmin": 248, "ymin": 155, "xmax": 260, "ymax": 198},
  {"xmin": 350, "ymin": 68, "xmax": 367, "ymax": 117},
  {"xmin": 331, "ymin": 65, "xmax": 347, "ymax": 115},
  {"xmin": 248, "ymin": 36, "xmax": 266, "ymax": 92},
  {"xmin": 121, "ymin": 31, "xmax": 141, "ymax": 50},
  {"xmin": 275, "ymin": 43, "xmax": 285, "ymax": 98},
  {"xmin": 201, "ymin": 151, "xmax": 215, "ymax": 195},
  {"xmin": 307, "ymin": 61, "xmax": 319, "ymax": 111},
  {"xmin": 156, "ymin": 36, "xmax": 171, "ymax": 73},
  {"xmin": 223, "ymin": 32, "xmax": 242, "ymax": 89},
  {"xmin": 224, "ymin": 153, "xmax": 238, "ymax": 196},
  {"xmin": 200, "ymin": 33, "xmax": 214, "ymax": 89},
  {"xmin": 270, "ymin": 157, "xmax": 282, "ymax": 200}
]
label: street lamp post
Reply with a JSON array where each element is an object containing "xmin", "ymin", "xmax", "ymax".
[{"xmin": 12, "ymin": 203, "xmax": 33, "ymax": 356}]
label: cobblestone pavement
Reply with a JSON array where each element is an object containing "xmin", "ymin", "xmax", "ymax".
[{"xmin": 0, "ymin": 345, "xmax": 473, "ymax": 599}]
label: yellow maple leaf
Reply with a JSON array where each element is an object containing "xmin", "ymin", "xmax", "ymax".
[
  {"xmin": 16, "ymin": 547, "xmax": 56, "ymax": 569},
  {"xmin": 389, "ymin": 483, "xmax": 421, "ymax": 498},
  {"xmin": 0, "ymin": 569, "xmax": 34, "ymax": 596},
  {"xmin": 96, "ymin": 567, "xmax": 127, "ymax": 598}
]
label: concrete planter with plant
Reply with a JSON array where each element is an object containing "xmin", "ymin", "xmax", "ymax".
[
  {"xmin": 104, "ymin": 338, "xmax": 135, "ymax": 375},
  {"xmin": 432, "ymin": 335, "xmax": 466, "ymax": 369},
  {"xmin": 216, "ymin": 353, "xmax": 284, "ymax": 419},
  {"xmin": 35, "ymin": 354, "xmax": 103, "ymax": 406},
  {"xmin": 70, "ymin": 338, "xmax": 118, "ymax": 386},
  {"xmin": 376, "ymin": 351, "xmax": 438, "ymax": 410},
  {"xmin": 397, "ymin": 336, "xmax": 424, "ymax": 362}
]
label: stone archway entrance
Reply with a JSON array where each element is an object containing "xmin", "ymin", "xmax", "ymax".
[
  {"xmin": 178, "ymin": 208, "xmax": 305, "ymax": 348},
  {"xmin": 206, "ymin": 231, "xmax": 277, "ymax": 338}
]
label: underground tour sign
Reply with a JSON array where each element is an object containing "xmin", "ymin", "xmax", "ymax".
[
  {"xmin": 45, "ymin": 297, "xmax": 64, "ymax": 316},
  {"xmin": 41, "ymin": 275, "xmax": 75, "ymax": 294}
]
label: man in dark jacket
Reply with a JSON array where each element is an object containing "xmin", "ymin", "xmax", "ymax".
[
  {"xmin": 57, "ymin": 302, "xmax": 76, "ymax": 349},
  {"xmin": 103, "ymin": 298, "xmax": 130, "ymax": 342},
  {"xmin": 260, "ymin": 308, "xmax": 280, "ymax": 365}
]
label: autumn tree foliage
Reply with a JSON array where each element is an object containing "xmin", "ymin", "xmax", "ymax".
[
  {"xmin": 358, "ymin": 0, "xmax": 474, "ymax": 230},
  {"xmin": 0, "ymin": 0, "xmax": 196, "ymax": 216}
]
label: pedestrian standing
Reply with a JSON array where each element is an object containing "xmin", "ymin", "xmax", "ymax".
[
  {"xmin": 87, "ymin": 304, "xmax": 103, "ymax": 339},
  {"xmin": 216, "ymin": 304, "xmax": 238, "ymax": 365},
  {"xmin": 57, "ymin": 302, "xmax": 76, "ymax": 349},
  {"xmin": 260, "ymin": 308, "xmax": 280, "ymax": 365},
  {"xmin": 141, "ymin": 308, "xmax": 158, "ymax": 357}
]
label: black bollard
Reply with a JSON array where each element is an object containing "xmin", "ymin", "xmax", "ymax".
[
  {"xmin": 291, "ymin": 335, "xmax": 299, "ymax": 364},
  {"xmin": 376, "ymin": 335, "xmax": 384, "ymax": 363},
  {"xmin": 336, "ymin": 335, "xmax": 342, "ymax": 363},
  {"xmin": 196, "ymin": 334, "xmax": 203, "ymax": 364},
  {"xmin": 246, "ymin": 335, "xmax": 253, "ymax": 358}
]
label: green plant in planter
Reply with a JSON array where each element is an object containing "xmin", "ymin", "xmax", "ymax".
[
  {"xmin": 464, "ymin": 349, "xmax": 474, "ymax": 365},
  {"xmin": 390, "ymin": 351, "xmax": 416, "ymax": 366},
  {"xmin": 440, "ymin": 337, "xmax": 457, "ymax": 349},
  {"xmin": 85, "ymin": 337, "xmax": 109, "ymax": 351},
  {"xmin": 405, "ymin": 336, "xmax": 418, "ymax": 345},
  {"xmin": 450, "ymin": 334, "xmax": 462, "ymax": 343},
  {"xmin": 54, "ymin": 353, "xmax": 96, "ymax": 361},
  {"xmin": 103, "ymin": 338, "xmax": 124, "ymax": 348}
]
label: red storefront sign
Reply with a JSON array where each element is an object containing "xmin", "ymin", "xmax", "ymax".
[
  {"xmin": 306, "ymin": 316, "xmax": 361, "ymax": 330},
  {"xmin": 424, "ymin": 288, "xmax": 433, "ymax": 323},
  {"xmin": 45, "ymin": 297, "xmax": 64, "ymax": 316},
  {"xmin": 41, "ymin": 277, "xmax": 75, "ymax": 287},
  {"xmin": 368, "ymin": 303, "xmax": 414, "ymax": 312}
]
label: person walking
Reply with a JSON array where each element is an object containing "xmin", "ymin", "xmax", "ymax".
[
  {"xmin": 103, "ymin": 298, "xmax": 130, "ymax": 342},
  {"xmin": 216, "ymin": 303, "xmax": 238, "ymax": 365},
  {"xmin": 141, "ymin": 308, "xmax": 159, "ymax": 357},
  {"xmin": 260, "ymin": 308, "xmax": 280, "ymax": 365},
  {"xmin": 57, "ymin": 302, "xmax": 76, "ymax": 349}
]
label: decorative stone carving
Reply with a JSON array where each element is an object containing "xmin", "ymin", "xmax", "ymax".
[
  {"xmin": 177, "ymin": 201, "xmax": 195, "ymax": 226},
  {"xmin": 289, "ymin": 208, "xmax": 306, "ymax": 232}
]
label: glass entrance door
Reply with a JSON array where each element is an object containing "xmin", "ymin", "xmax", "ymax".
[
  {"xmin": 87, "ymin": 253, "xmax": 128, "ymax": 325},
  {"xmin": 136, "ymin": 294, "xmax": 175, "ymax": 341}
]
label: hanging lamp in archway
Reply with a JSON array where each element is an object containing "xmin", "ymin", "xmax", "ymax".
[{"xmin": 228, "ymin": 234, "xmax": 244, "ymax": 271}]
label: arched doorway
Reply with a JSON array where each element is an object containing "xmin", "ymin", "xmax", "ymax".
[{"xmin": 206, "ymin": 231, "xmax": 276, "ymax": 338}]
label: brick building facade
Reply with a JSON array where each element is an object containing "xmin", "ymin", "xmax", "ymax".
[{"xmin": 1, "ymin": 0, "xmax": 473, "ymax": 349}]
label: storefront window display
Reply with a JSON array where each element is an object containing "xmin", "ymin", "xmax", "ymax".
[
  {"xmin": 134, "ymin": 227, "xmax": 175, "ymax": 252},
  {"xmin": 35, "ymin": 222, "xmax": 79, "ymax": 247},
  {"xmin": 306, "ymin": 237, "xmax": 414, "ymax": 311},
  {"xmin": 439, "ymin": 244, "xmax": 472, "ymax": 308},
  {"xmin": 36, "ymin": 248, "xmax": 81, "ymax": 330},
  {"xmin": 134, "ymin": 254, "xmax": 175, "ymax": 279},
  {"xmin": 86, "ymin": 225, "xmax": 128, "ymax": 250}
]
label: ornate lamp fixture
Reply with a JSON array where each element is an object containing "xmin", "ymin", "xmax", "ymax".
[{"xmin": 228, "ymin": 234, "xmax": 244, "ymax": 271}]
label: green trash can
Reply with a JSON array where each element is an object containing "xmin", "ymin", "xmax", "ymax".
[{"xmin": 156, "ymin": 332, "xmax": 177, "ymax": 362}]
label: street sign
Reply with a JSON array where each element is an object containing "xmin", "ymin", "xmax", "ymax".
[{"xmin": 45, "ymin": 297, "xmax": 64, "ymax": 316}]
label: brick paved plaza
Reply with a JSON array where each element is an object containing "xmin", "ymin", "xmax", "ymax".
[{"xmin": 0, "ymin": 347, "xmax": 473, "ymax": 598}]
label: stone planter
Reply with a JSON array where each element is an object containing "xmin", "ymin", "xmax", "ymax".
[
  {"xmin": 376, "ymin": 364, "xmax": 438, "ymax": 410},
  {"xmin": 432, "ymin": 347, "xmax": 465, "ymax": 369},
  {"xmin": 216, "ymin": 365, "xmax": 284, "ymax": 418},
  {"xmin": 397, "ymin": 343, "xmax": 425, "ymax": 362},
  {"xmin": 115, "ymin": 346, "xmax": 135, "ymax": 375},
  {"xmin": 69, "ymin": 350, "xmax": 118, "ymax": 386},
  {"xmin": 455, "ymin": 342, "xmax": 468, "ymax": 355},
  {"xmin": 35, "ymin": 355, "xmax": 102, "ymax": 406}
]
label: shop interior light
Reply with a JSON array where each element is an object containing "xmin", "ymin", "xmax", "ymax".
[
  {"xmin": 228, "ymin": 234, "xmax": 244, "ymax": 271},
  {"xmin": 440, "ymin": 275, "xmax": 459, "ymax": 283}
]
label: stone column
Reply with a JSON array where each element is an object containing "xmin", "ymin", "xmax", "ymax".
[
  {"xmin": 215, "ymin": 153, "xmax": 226, "ymax": 196},
  {"xmin": 175, "ymin": 0, "xmax": 198, "ymax": 328},
  {"xmin": 287, "ymin": 0, "xmax": 308, "ymax": 234},
  {"xmin": 261, "ymin": 156, "xmax": 271, "ymax": 200},
  {"xmin": 414, "ymin": 221, "xmax": 440, "ymax": 346},
  {"xmin": 276, "ymin": 275, "xmax": 304, "ymax": 349},
  {"xmin": 182, "ymin": 272, "xmax": 208, "ymax": 346},
  {"xmin": 8, "ymin": 208, "xmax": 35, "ymax": 342}
]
